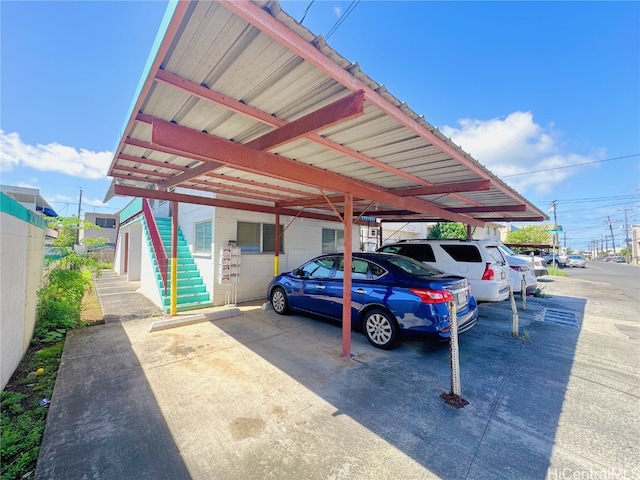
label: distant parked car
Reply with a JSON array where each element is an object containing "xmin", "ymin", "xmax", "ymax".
[
  {"xmin": 542, "ymin": 252, "xmax": 568, "ymax": 267},
  {"xmin": 497, "ymin": 247, "xmax": 537, "ymax": 294},
  {"xmin": 267, "ymin": 252, "xmax": 479, "ymax": 349},
  {"xmin": 499, "ymin": 244, "xmax": 547, "ymax": 278},
  {"xmin": 377, "ymin": 239, "xmax": 510, "ymax": 302},
  {"xmin": 612, "ymin": 256, "xmax": 626, "ymax": 263},
  {"xmin": 567, "ymin": 254, "xmax": 586, "ymax": 268}
]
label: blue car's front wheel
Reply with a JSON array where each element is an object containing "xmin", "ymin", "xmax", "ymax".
[
  {"xmin": 363, "ymin": 309, "xmax": 399, "ymax": 350},
  {"xmin": 271, "ymin": 287, "xmax": 289, "ymax": 315}
]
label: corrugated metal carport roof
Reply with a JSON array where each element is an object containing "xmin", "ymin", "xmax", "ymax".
[{"xmin": 106, "ymin": 0, "xmax": 547, "ymax": 226}]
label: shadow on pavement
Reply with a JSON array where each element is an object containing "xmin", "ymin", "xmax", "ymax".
[
  {"xmin": 35, "ymin": 322, "xmax": 191, "ymax": 480},
  {"xmin": 212, "ymin": 291, "xmax": 587, "ymax": 478}
]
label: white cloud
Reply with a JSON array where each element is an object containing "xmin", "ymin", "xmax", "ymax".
[
  {"xmin": 0, "ymin": 130, "xmax": 112, "ymax": 179},
  {"xmin": 440, "ymin": 111, "xmax": 597, "ymax": 195},
  {"xmin": 333, "ymin": 6, "xmax": 342, "ymax": 18}
]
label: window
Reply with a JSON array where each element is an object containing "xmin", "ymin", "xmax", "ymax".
[
  {"xmin": 95, "ymin": 217, "xmax": 116, "ymax": 228},
  {"xmin": 378, "ymin": 244, "xmax": 435, "ymax": 262},
  {"xmin": 195, "ymin": 221, "xmax": 212, "ymax": 254},
  {"xmin": 322, "ymin": 228, "xmax": 344, "ymax": 254},
  {"xmin": 262, "ymin": 224, "xmax": 284, "ymax": 253},
  {"xmin": 440, "ymin": 244, "xmax": 482, "ymax": 262},
  {"xmin": 237, "ymin": 221, "xmax": 284, "ymax": 254},
  {"xmin": 298, "ymin": 257, "xmax": 335, "ymax": 278}
]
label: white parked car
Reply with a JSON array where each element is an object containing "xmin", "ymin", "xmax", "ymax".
[
  {"xmin": 501, "ymin": 252, "xmax": 537, "ymax": 294},
  {"xmin": 567, "ymin": 254, "xmax": 587, "ymax": 268},
  {"xmin": 377, "ymin": 239, "xmax": 510, "ymax": 302},
  {"xmin": 499, "ymin": 245, "xmax": 548, "ymax": 277}
]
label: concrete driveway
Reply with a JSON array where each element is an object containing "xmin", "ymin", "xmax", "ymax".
[{"xmin": 36, "ymin": 273, "xmax": 640, "ymax": 479}]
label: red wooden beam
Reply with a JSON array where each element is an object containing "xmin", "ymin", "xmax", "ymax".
[
  {"xmin": 112, "ymin": 165, "xmax": 172, "ymax": 178},
  {"xmin": 394, "ymin": 180, "xmax": 491, "ymax": 196},
  {"xmin": 154, "ymin": 69, "xmax": 435, "ymax": 188},
  {"xmin": 244, "ymin": 90, "xmax": 364, "ymax": 151},
  {"xmin": 150, "ymin": 118, "xmax": 484, "ymax": 226},
  {"xmin": 220, "ymin": 0, "xmax": 545, "ymax": 216},
  {"xmin": 117, "ymin": 153, "xmax": 188, "ymax": 171},
  {"xmin": 277, "ymin": 179, "xmax": 492, "ymax": 207},
  {"xmin": 114, "ymin": 184, "xmax": 371, "ymax": 225},
  {"xmin": 157, "ymin": 90, "xmax": 364, "ymax": 190},
  {"xmin": 447, "ymin": 205, "xmax": 527, "ymax": 213}
]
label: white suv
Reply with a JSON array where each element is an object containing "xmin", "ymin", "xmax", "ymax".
[{"xmin": 377, "ymin": 239, "xmax": 510, "ymax": 302}]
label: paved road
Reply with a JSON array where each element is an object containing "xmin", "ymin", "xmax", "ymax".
[{"xmin": 563, "ymin": 260, "xmax": 640, "ymax": 302}]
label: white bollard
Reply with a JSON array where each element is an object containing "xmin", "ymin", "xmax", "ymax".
[
  {"xmin": 521, "ymin": 277, "xmax": 527, "ymax": 311},
  {"xmin": 448, "ymin": 299, "xmax": 461, "ymax": 396},
  {"xmin": 510, "ymin": 286, "xmax": 519, "ymax": 337}
]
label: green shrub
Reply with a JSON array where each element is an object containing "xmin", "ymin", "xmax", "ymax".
[{"xmin": 32, "ymin": 268, "xmax": 90, "ymax": 345}]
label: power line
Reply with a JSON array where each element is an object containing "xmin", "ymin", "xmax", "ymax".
[
  {"xmin": 299, "ymin": 0, "xmax": 316, "ymax": 24},
  {"xmin": 502, "ymin": 153, "xmax": 640, "ymax": 178},
  {"xmin": 326, "ymin": 0, "xmax": 360, "ymax": 40}
]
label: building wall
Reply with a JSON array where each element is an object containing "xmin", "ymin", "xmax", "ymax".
[
  {"xmin": 1, "ymin": 193, "xmax": 46, "ymax": 389},
  {"xmin": 632, "ymin": 225, "xmax": 640, "ymax": 265},
  {"xmin": 213, "ymin": 207, "xmax": 360, "ymax": 305},
  {"xmin": 81, "ymin": 212, "xmax": 119, "ymax": 246}
]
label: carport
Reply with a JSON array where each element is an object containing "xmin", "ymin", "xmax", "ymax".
[{"xmin": 105, "ymin": 0, "xmax": 546, "ymax": 357}]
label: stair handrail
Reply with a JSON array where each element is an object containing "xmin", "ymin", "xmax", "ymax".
[{"xmin": 142, "ymin": 198, "xmax": 168, "ymax": 294}]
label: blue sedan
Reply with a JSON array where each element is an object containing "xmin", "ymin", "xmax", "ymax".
[{"xmin": 267, "ymin": 252, "xmax": 478, "ymax": 349}]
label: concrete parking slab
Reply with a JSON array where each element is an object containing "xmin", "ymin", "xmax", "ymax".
[{"xmin": 36, "ymin": 274, "xmax": 640, "ymax": 479}]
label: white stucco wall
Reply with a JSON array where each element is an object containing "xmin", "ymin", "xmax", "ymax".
[
  {"xmin": 1, "ymin": 210, "xmax": 45, "ymax": 389},
  {"xmin": 173, "ymin": 199, "xmax": 215, "ymax": 301},
  {"xmin": 138, "ymin": 222, "xmax": 163, "ymax": 308},
  {"xmin": 213, "ymin": 208, "xmax": 360, "ymax": 305}
]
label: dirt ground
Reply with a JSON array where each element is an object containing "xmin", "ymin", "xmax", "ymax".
[{"xmin": 81, "ymin": 283, "xmax": 104, "ymax": 324}]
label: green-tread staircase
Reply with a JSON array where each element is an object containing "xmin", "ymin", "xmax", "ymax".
[{"xmin": 143, "ymin": 217, "xmax": 212, "ymax": 313}]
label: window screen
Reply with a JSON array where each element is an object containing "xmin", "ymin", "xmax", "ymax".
[
  {"xmin": 237, "ymin": 222, "xmax": 260, "ymax": 254},
  {"xmin": 262, "ymin": 224, "xmax": 284, "ymax": 253},
  {"xmin": 195, "ymin": 221, "xmax": 212, "ymax": 254}
]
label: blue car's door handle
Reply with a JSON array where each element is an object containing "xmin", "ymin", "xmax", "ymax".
[
  {"xmin": 355, "ymin": 288, "xmax": 366, "ymax": 294},
  {"xmin": 316, "ymin": 285, "xmax": 325, "ymax": 290}
]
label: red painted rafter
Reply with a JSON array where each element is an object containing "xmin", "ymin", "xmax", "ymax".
[
  {"xmin": 220, "ymin": 0, "xmax": 545, "ymax": 215},
  {"xmin": 394, "ymin": 180, "xmax": 491, "ymax": 197},
  {"xmin": 121, "ymin": 145, "xmax": 311, "ymax": 197},
  {"xmin": 447, "ymin": 205, "xmax": 527, "ymax": 213},
  {"xmin": 112, "ymin": 165, "xmax": 172, "ymax": 179},
  {"xmin": 276, "ymin": 179, "xmax": 493, "ymax": 208},
  {"xmin": 151, "ymin": 117, "xmax": 484, "ymax": 226},
  {"xmin": 118, "ymin": 153, "xmax": 188, "ymax": 171},
  {"xmin": 154, "ymin": 69, "xmax": 436, "ymax": 188},
  {"xmin": 114, "ymin": 184, "xmax": 372, "ymax": 226},
  {"xmin": 156, "ymin": 90, "xmax": 365, "ymax": 190},
  {"xmin": 106, "ymin": 1, "xmax": 190, "ymax": 177}
]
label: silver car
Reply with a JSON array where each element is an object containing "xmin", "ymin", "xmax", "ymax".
[{"xmin": 567, "ymin": 254, "xmax": 586, "ymax": 268}]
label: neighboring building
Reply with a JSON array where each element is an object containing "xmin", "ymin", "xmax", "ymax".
[
  {"xmin": 377, "ymin": 222, "xmax": 429, "ymax": 246},
  {"xmin": 632, "ymin": 225, "xmax": 640, "ymax": 265},
  {"xmin": 81, "ymin": 212, "xmax": 119, "ymax": 247},
  {"xmin": 114, "ymin": 191, "xmax": 361, "ymax": 313},
  {"xmin": 472, "ymin": 222, "xmax": 503, "ymax": 241}
]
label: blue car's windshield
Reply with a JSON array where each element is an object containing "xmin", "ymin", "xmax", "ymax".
[{"xmin": 386, "ymin": 256, "xmax": 444, "ymax": 277}]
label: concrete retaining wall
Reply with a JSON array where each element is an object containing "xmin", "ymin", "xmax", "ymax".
[{"xmin": 1, "ymin": 193, "xmax": 46, "ymax": 389}]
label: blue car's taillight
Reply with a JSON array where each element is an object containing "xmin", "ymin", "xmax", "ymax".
[{"xmin": 409, "ymin": 288, "xmax": 454, "ymax": 304}]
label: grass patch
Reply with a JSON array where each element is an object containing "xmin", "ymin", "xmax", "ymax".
[
  {"xmin": 1, "ymin": 268, "xmax": 103, "ymax": 480},
  {"xmin": 546, "ymin": 265, "xmax": 568, "ymax": 277}
]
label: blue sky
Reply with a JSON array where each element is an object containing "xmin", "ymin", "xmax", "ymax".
[{"xmin": 2, "ymin": 1, "xmax": 639, "ymax": 252}]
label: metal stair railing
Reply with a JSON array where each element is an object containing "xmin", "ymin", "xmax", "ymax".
[{"xmin": 142, "ymin": 198, "xmax": 168, "ymax": 294}]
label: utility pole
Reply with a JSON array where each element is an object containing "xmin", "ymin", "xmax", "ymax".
[
  {"xmin": 606, "ymin": 216, "xmax": 616, "ymax": 255},
  {"xmin": 624, "ymin": 210, "xmax": 631, "ymax": 263},
  {"xmin": 75, "ymin": 187, "xmax": 83, "ymax": 246},
  {"xmin": 549, "ymin": 200, "xmax": 558, "ymax": 249}
]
